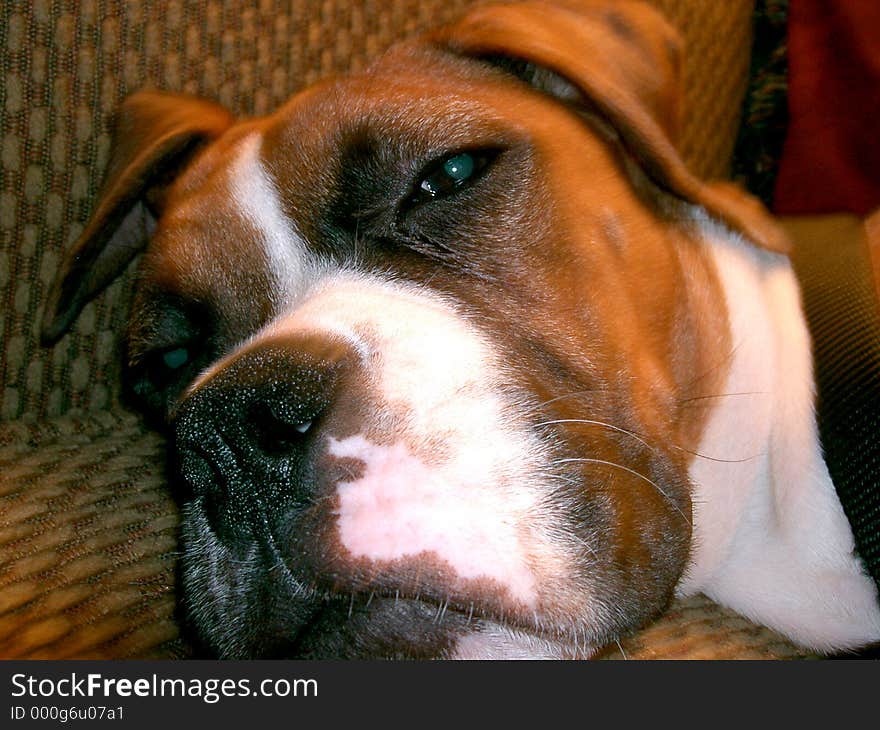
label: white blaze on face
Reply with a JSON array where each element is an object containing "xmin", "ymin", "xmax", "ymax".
[
  {"xmin": 258, "ymin": 274, "xmax": 562, "ymax": 607},
  {"xmin": 228, "ymin": 132, "xmax": 317, "ymax": 311}
]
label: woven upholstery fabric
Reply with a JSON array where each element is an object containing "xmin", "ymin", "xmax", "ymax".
[
  {"xmin": 649, "ymin": 0, "xmax": 755, "ymax": 182},
  {"xmin": 0, "ymin": 0, "xmax": 754, "ymax": 423},
  {"xmin": 0, "ymin": 407, "xmax": 811, "ymax": 659},
  {"xmin": 601, "ymin": 594, "xmax": 812, "ymax": 660},
  {"xmin": 0, "ymin": 410, "xmax": 187, "ymax": 658}
]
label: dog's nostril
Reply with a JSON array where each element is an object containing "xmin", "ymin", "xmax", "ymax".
[
  {"xmin": 247, "ymin": 401, "xmax": 315, "ymax": 457},
  {"xmin": 172, "ymin": 335, "xmax": 349, "ymax": 519}
]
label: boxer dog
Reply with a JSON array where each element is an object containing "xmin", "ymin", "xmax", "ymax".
[{"xmin": 41, "ymin": 0, "xmax": 880, "ymax": 658}]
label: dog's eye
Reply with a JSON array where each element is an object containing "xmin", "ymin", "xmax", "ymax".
[
  {"xmin": 146, "ymin": 345, "xmax": 190, "ymax": 377},
  {"xmin": 133, "ymin": 344, "xmax": 194, "ymax": 394},
  {"xmin": 162, "ymin": 347, "xmax": 190, "ymax": 370},
  {"xmin": 407, "ymin": 149, "xmax": 498, "ymax": 208},
  {"xmin": 422, "ymin": 153, "xmax": 476, "ymax": 196}
]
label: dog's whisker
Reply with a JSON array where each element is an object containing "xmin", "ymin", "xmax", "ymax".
[
  {"xmin": 679, "ymin": 342, "xmax": 742, "ymax": 391},
  {"xmin": 677, "ymin": 447, "xmax": 766, "ymax": 464},
  {"xmin": 544, "ymin": 472, "xmax": 582, "ymax": 488},
  {"xmin": 434, "ymin": 598, "xmax": 449, "ymax": 625},
  {"xmin": 538, "ymin": 415, "xmax": 762, "ymax": 464},
  {"xmin": 520, "ymin": 388, "xmax": 613, "ymax": 417},
  {"xmin": 565, "ymin": 531, "xmax": 600, "ymax": 561},
  {"xmin": 679, "ymin": 390, "xmax": 768, "ymax": 405},
  {"xmin": 553, "ymin": 456, "xmax": 691, "ymax": 526},
  {"xmin": 535, "ymin": 417, "xmax": 652, "ymax": 451},
  {"xmin": 418, "ymin": 269, "xmax": 442, "ymax": 290}
]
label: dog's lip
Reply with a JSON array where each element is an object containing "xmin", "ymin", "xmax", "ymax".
[
  {"xmin": 309, "ymin": 588, "xmax": 596, "ymax": 658},
  {"xmin": 233, "ymin": 515, "xmax": 598, "ymax": 657},
  {"xmin": 349, "ymin": 588, "xmax": 474, "ymax": 623},
  {"xmin": 312, "ymin": 586, "xmax": 475, "ymax": 621},
  {"xmin": 357, "ymin": 592, "xmax": 596, "ymax": 659}
]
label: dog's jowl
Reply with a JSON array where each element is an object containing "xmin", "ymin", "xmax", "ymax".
[{"xmin": 41, "ymin": 1, "xmax": 880, "ymax": 658}]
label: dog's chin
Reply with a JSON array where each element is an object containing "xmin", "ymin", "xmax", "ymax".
[
  {"xmin": 278, "ymin": 595, "xmax": 469, "ymax": 660},
  {"xmin": 179, "ymin": 514, "xmax": 589, "ymax": 659},
  {"xmin": 298, "ymin": 594, "xmax": 603, "ymax": 660},
  {"xmin": 190, "ymin": 587, "xmax": 592, "ymax": 660}
]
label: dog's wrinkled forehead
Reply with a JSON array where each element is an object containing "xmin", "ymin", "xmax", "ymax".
[
  {"xmin": 169, "ymin": 52, "xmax": 497, "ymax": 233},
  {"xmin": 138, "ymin": 46, "xmax": 558, "ymax": 350},
  {"xmin": 40, "ymin": 0, "xmax": 788, "ymax": 359},
  {"xmin": 190, "ymin": 48, "xmax": 511, "ymax": 165}
]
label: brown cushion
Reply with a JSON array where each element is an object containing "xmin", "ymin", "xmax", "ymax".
[{"xmin": 0, "ymin": 410, "xmax": 184, "ymax": 658}]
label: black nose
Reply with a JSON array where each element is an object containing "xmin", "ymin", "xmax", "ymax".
[{"xmin": 171, "ymin": 334, "xmax": 350, "ymax": 540}]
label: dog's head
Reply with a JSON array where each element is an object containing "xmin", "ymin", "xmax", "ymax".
[{"xmin": 41, "ymin": 1, "xmax": 784, "ymax": 658}]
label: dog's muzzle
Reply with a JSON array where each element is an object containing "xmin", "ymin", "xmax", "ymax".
[
  {"xmin": 170, "ymin": 335, "xmax": 362, "ymax": 657},
  {"xmin": 170, "ymin": 333, "xmax": 495, "ymax": 658}
]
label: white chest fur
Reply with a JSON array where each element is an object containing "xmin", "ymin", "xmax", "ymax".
[{"xmin": 678, "ymin": 215, "xmax": 880, "ymax": 652}]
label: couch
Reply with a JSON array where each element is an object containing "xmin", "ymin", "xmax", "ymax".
[{"xmin": 0, "ymin": 0, "xmax": 822, "ymax": 659}]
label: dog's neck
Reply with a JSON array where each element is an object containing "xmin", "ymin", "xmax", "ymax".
[{"xmin": 677, "ymin": 211, "xmax": 880, "ymax": 650}]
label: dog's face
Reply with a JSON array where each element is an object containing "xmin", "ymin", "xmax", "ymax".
[{"xmin": 42, "ymin": 1, "xmax": 785, "ymax": 658}]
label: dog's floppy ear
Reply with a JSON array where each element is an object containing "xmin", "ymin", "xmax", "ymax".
[
  {"xmin": 434, "ymin": 0, "xmax": 789, "ymax": 253},
  {"xmin": 40, "ymin": 91, "xmax": 234, "ymax": 345}
]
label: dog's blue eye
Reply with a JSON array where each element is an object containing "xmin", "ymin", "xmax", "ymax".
[
  {"xmin": 420, "ymin": 153, "xmax": 476, "ymax": 198},
  {"xmin": 442, "ymin": 153, "xmax": 475, "ymax": 182},
  {"xmin": 412, "ymin": 150, "xmax": 496, "ymax": 207},
  {"xmin": 162, "ymin": 347, "xmax": 189, "ymax": 370}
]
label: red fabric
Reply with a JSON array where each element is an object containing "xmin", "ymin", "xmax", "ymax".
[{"xmin": 773, "ymin": 0, "xmax": 880, "ymax": 216}]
